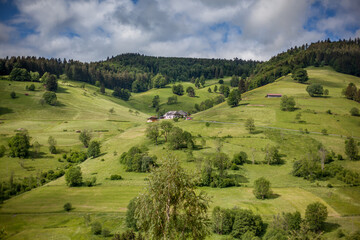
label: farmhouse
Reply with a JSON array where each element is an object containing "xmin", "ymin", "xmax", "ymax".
[
  {"xmin": 266, "ymin": 94, "xmax": 282, "ymax": 98},
  {"xmin": 162, "ymin": 110, "xmax": 188, "ymax": 119},
  {"xmin": 147, "ymin": 116, "xmax": 159, "ymax": 122}
]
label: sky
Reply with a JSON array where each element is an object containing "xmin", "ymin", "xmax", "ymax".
[{"xmin": 0, "ymin": 0, "xmax": 359, "ymax": 62}]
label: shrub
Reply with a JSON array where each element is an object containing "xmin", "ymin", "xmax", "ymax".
[
  {"xmin": 28, "ymin": 84, "xmax": 35, "ymax": 91},
  {"xmin": 232, "ymin": 151, "xmax": 248, "ymax": 165},
  {"xmin": 231, "ymin": 209, "xmax": 264, "ymax": 238},
  {"xmin": 280, "ymin": 95, "xmax": 296, "ymax": 111},
  {"xmin": 110, "ymin": 174, "xmax": 123, "ymax": 180},
  {"xmin": 87, "ymin": 141, "xmax": 101, "ymax": 158},
  {"xmin": 305, "ymin": 202, "xmax": 328, "ymax": 231},
  {"xmin": 350, "ymin": 107, "xmax": 360, "ymax": 116},
  {"xmin": 321, "ymin": 129, "xmax": 328, "ymax": 135},
  {"xmin": 8, "ymin": 133, "xmax": 30, "ymax": 158},
  {"xmin": 42, "ymin": 91, "xmax": 57, "ymax": 105},
  {"xmin": 65, "ymin": 166, "xmax": 83, "ymax": 187},
  {"xmin": 306, "ymin": 83, "xmax": 324, "ymax": 97},
  {"xmin": 102, "ymin": 228, "xmax": 111, "ymax": 237},
  {"xmin": 253, "ymin": 177, "xmax": 272, "ymax": 200},
  {"xmin": 91, "ymin": 221, "xmax": 102, "ymax": 235},
  {"xmin": 63, "ymin": 202, "xmax": 72, "ymax": 212},
  {"xmin": 230, "ymin": 163, "xmax": 239, "ymax": 170},
  {"xmin": 10, "ymin": 91, "xmax": 16, "ymax": 99}
]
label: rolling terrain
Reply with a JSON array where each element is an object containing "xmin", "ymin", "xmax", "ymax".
[{"xmin": 0, "ymin": 67, "xmax": 359, "ymax": 239}]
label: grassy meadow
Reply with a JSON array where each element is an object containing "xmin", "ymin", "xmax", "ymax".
[{"xmin": 0, "ymin": 67, "xmax": 360, "ymax": 239}]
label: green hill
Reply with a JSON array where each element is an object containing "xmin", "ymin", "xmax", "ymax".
[{"xmin": 0, "ymin": 67, "xmax": 360, "ymax": 239}]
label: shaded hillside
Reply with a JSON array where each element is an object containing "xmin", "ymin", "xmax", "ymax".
[{"xmin": 249, "ymin": 38, "xmax": 360, "ymax": 89}]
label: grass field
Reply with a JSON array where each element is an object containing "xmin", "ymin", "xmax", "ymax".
[{"xmin": 0, "ymin": 67, "xmax": 360, "ymax": 239}]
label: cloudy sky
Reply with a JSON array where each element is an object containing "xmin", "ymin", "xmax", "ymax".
[{"xmin": 0, "ymin": 0, "xmax": 359, "ymax": 62}]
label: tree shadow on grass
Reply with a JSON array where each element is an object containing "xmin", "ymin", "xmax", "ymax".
[
  {"xmin": 323, "ymin": 222, "xmax": 340, "ymax": 233},
  {"xmin": 56, "ymin": 86, "xmax": 69, "ymax": 94},
  {"xmin": 268, "ymin": 193, "xmax": 281, "ymax": 199},
  {"xmin": 250, "ymin": 130, "xmax": 263, "ymax": 135},
  {"xmin": 228, "ymin": 173, "xmax": 249, "ymax": 184},
  {"xmin": 0, "ymin": 107, "xmax": 13, "ymax": 115}
]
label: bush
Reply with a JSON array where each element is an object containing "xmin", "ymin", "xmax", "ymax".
[
  {"xmin": 84, "ymin": 177, "xmax": 97, "ymax": 187},
  {"xmin": 350, "ymin": 107, "xmax": 360, "ymax": 116},
  {"xmin": 292, "ymin": 69, "xmax": 308, "ymax": 83},
  {"xmin": 231, "ymin": 209, "xmax": 264, "ymax": 238},
  {"xmin": 28, "ymin": 84, "xmax": 35, "ymax": 91},
  {"xmin": 102, "ymin": 228, "xmax": 111, "ymax": 237},
  {"xmin": 305, "ymin": 202, "xmax": 328, "ymax": 231},
  {"xmin": 126, "ymin": 198, "xmax": 138, "ymax": 230},
  {"xmin": 91, "ymin": 221, "xmax": 102, "ymax": 235},
  {"xmin": 65, "ymin": 166, "xmax": 83, "ymax": 187},
  {"xmin": 306, "ymin": 83, "xmax": 324, "ymax": 97},
  {"xmin": 253, "ymin": 177, "xmax": 271, "ymax": 200},
  {"xmin": 110, "ymin": 174, "xmax": 123, "ymax": 180},
  {"xmin": 230, "ymin": 163, "xmax": 239, "ymax": 170},
  {"xmin": 42, "ymin": 91, "xmax": 57, "ymax": 105},
  {"xmin": 87, "ymin": 141, "xmax": 101, "ymax": 158},
  {"xmin": 280, "ymin": 95, "xmax": 296, "ymax": 111},
  {"xmin": 232, "ymin": 151, "xmax": 248, "ymax": 165},
  {"xmin": 10, "ymin": 91, "xmax": 16, "ymax": 99},
  {"xmin": 63, "ymin": 202, "xmax": 72, "ymax": 211}
]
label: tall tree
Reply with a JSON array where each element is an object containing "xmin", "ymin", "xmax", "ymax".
[
  {"xmin": 227, "ymin": 89, "xmax": 241, "ymax": 107},
  {"xmin": 135, "ymin": 157, "xmax": 210, "ymax": 240},
  {"xmin": 345, "ymin": 137, "xmax": 358, "ymax": 160}
]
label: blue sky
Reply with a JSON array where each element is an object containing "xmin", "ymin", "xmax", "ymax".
[{"xmin": 0, "ymin": 0, "xmax": 359, "ymax": 62}]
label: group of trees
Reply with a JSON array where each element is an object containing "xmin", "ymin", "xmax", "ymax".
[
  {"xmin": 266, "ymin": 202, "xmax": 327, "ymax": 239},
  {"xmin": 343, "ymin": 83, "xmax": 360, "ymax": 103},
  {"xmin": 0, "ymin": 54, "xmax": 258, "ymax": 95},
  {"xmin": 194, "ymin": 95, "xmax": 225, "ymax": 113},
  {"xmin": 119, "ymin": 146, "xmax": 157, "ymax": 172},
  {"xmin": 212, "ymin": 206, "xmax": 264, "ymax": 238},
  {"xmin": 145, "ymin": 121, "xmax": 194, "ymax": 150},
  {"xmin": 280, "ymin": 95, "xmax": 296, "ymax": 111},
  {"xmin": 306, "ymin": 83, "xmax": 329, "ymax": 97},
  {"xmin": 112, "ymin": 87, "xmax": 131, "ymax": 101},
  {"xmin": 249, "ymin": 38, "xmax": 360, "ymax": 89}
]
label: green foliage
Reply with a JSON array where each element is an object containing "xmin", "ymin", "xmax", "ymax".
[
  {"xmin": 135, "ymin": 157, "xmax": 210, "ymax": 240},
  {"xmin": 219, "ymin": 85, "xmax": 230, "ymax": 97},
  {"xmin": 345, "ymin": 137, "xmax": 358, "ymax": 160},
  {"xmin": 214, "ymin": 85, "xmax": 218, "ymax": 92},
  {"xmin": 167, "ymin": 127, "xmax": 194, "ymax": 150},
  {"xmin": 48, "ymin": 136, "xmax": 57, "ymax": 154},
  {"xmin": 350, "ymin": 107, "xmax": 360, "ymax": 116},
  {"xmin": 145, "ymin": 123, "xmax": 160, "ymax": 145},
  {"xmin": 232, "ymin": 151, "xmax": 248, "ymax": 165},
  {"xmin": 208, "ymin": 87, "xmax": 212, "ymax": 93},
  {"xmin": 8, "ymin": 133, "xmax": 30, "ymax": 158},
  {"xmin": 306, "ymin": 83, "xmax": 324, "ymax": 97},
  {"xmin": 44, "ymin": 74, "xmax": 58, "ymax": 92},
  {"xmin": 343, "ymin": 83, "xmax": 360, "ymax": 102},
  {"xmin": 9, "ymin": 68, "xmax": 31, "ymax": 81},
  {"xmin": 0, "ymin": 145, "xmax": 6, "ymax": 158},
  {"xmin": 231, "ymin": 209, "xmax": 264, "ymax": 238},
  {"xmin": 65, "ymin": 166, "xmax": 83, "ymax": 187},
  {"xmin": 186, "ymin": 86, "xmax": 196, "ymax": 97},
  {"xmin": 218, "ymin": 79, "xmax": 224, "ymax": 84},
  {"xmin": 151, "ymin": 95, "xmax": 160, "ymax": 108},
  {"xmin": 79, "ymin": 129, "xmax": 92, "ymax": 148},
  {"xmin": 112, "ymin": 87, "xmax": 131, "ymax": 101},
  {"xmin": 212, "ymin": 206, "xmax": 234, "ymax": 235},
  {"xmin": 84, "ymin": 176, "xmax": 97, "ymax": 187},
  {"xmin": 172, "ymin": 84, "xmax": 184, "ymax": 95},
  {"xmin": 230, "ymin": 75, "xmax": 240, "ymax": 87},
  {"xmin": 160, "ymin": 120, "xmax": 173, "ymax": 142},
  {"xmin": 28, "ymin": 84, "xmax": 35, "ymax": 91},
  {"xmin": 63, "ymin": 202, "xmax": 72, "ymax": 212},
  {"xmin": 91, "ymin": 221, "xmax": 102, "ymax": 235},
  {"xmin": 245, "ymin": 118, "xmax": 256, "ymax": 133},
  {"xmin": 292, "ymin": 69, "xmax": 309, "ymax": 83},
  {"xmin": 167, "ymin": 95, "xmax": 178, "ymax": 105},
  {"xmin": 152, "ymin": 73, "xmax": 167, "ymax": 88},
  {"xmin": 253, "ymin": 177, "xmax": 272, "ymax": 200},
  {"xmin": 110, "ymin": 174, "xmax": 122, "ymax": 180},
  {"xmin": 64, "ymin": 151, "xmax": 87, "ymax": 163},
  {"xmin": 30, "ymin": 71, "xmax": 40, "ymax": 82},
  {"xmin": 194, "ymin": 95, "xmax": 225, "ymax": 113},
  {"xmin": 126, "ymin": 198, "xmax": 138, "ymax": 230},
  {"xmin": 280, "ymin": 95, "xmax": 296, "ymax": 111},
  {"xmin": 227, "ymin": 89, "xmax": 241, "ymax": 107},
  {"xmin": 119, "ymin": 146, "xmax": 157, "ymax": 172},
  {"xmin": 42, "ymin": 91, "xmax": 57, "ymax": 105},
  {"xmin": 10, "ymin": 91, "xmax": 16, "ymax": 99},
  {"xmin": 263, "ymin": 228, "xmax": 287, "ymax": 240},
  {"xmin": 270, "ymin": 211, "xmax": 302, "ymax": 234},
  {"xmin": 264, "ymin": 146, "xmax": 282, "ymax": 165},
  {"xmin": 87, "ymin": 141, "xmax": 101, "ymax": 158},
  {"xmin": 305, "ymin": 202, "xmax": 328, "ymax": 231}
]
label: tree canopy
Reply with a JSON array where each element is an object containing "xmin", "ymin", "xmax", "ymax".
[{"xmin": 134, "ymin": 157, "xmax": 210, "ymax": 239}]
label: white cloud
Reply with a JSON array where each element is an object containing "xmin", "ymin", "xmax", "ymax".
[{"xmin": 0, "ymin": 0, "xmax": 359, "ymax": 61}]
